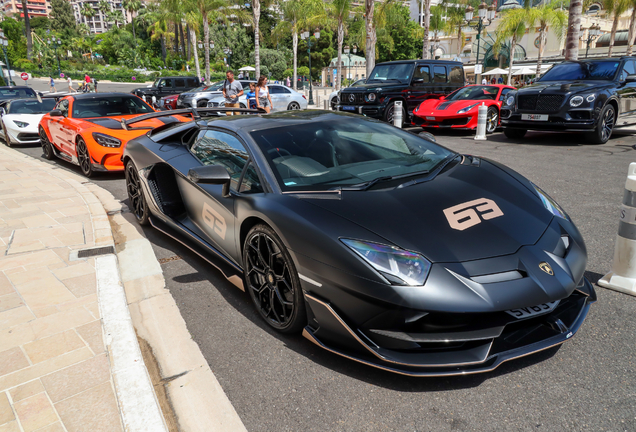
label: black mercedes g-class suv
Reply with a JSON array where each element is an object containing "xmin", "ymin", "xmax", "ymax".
[
  {"xmin": 337, "ymin": 60, "xmax": 465, "ymax": 125},
  {"xmin": 131, "ymin": 76, "xmax": 201, "ymax": 101},
  {"xmin": 501, "ymin": 57, "xmax": 636, "ymax": 144}
]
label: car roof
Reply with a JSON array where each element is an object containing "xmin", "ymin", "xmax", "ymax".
[
  {"xmin": 72, "ymin": 92, "xmax": 142, "ymax": 100},
  {"xmin": 0, "ymin": 86, "xmax": 34, "ymax": 90},
  {"xmin": 377, "ymin": 60, "xmax": 462, "ymax": 65},
  {"xmin": 156, "ymin": 76, "xmax": 200, "ymax": 80}
]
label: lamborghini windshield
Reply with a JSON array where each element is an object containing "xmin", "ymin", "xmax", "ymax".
[
  {"xmin": 9, "ymin": 99, "xmax": 56, "ymax": 114},
  {"xmin": 250, "ymin": 117, "xmax": 455, "ymax": 192},
  {"xmin": 538, "ymin": 61, "xmax": 620, "ymax": 81},
  {"xmin": 72, "ymin": 96, "xmax": 154, "ymax": 118}
]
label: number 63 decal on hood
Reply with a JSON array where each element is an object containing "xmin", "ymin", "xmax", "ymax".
[{"xmin": 443, "ymin": 198, "xmax": 503, "ymax": 231}]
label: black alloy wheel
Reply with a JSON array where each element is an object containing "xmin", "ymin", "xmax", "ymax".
[
  {"xmin": 2, "ymin": 122, "xmax": 10, "ymax": 147},
  {"xmin": 125, "ymin": 160, "xmax": 150, "ymax": 225},
  {"xmin": 587, "ymin": 104, "xmax": 615, "ymax": 144},
  {"xmin": 76, "ymin": 137, "xmax": 94, "ymax": 178},
  {"xmin": 385, "ymin": 101, "xmax": 407, "ymax": 127},
  {"xmin": 243, "ymin": 224, "xmax": 306, "ymax": 333},
  {"xmin": 287, "ymin": 102, "xmax": 301, "ymax": 110},
  {"xmin": 330, "ymin": 97, "xmax": 337, "ymax": 110},
  {"xmin": 197, "ymin": 99, "xmax": 208, "ymax": 108},
  {"xmin": 39, "ymin": 128, "xmax": 54, "ymax": 160},
  {"xmin": 486, "ymin": 107, "xmax": 499, "ymax": 134},
  {"xmin": 503, "ymin": 128, "xmax": 527, "ymax": 139}
]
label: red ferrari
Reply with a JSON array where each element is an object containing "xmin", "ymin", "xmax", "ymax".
[{"xmin": 412, "ymin": 84, "xmax": 515, "ymax": 134}]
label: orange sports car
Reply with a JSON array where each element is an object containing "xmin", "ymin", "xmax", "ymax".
[{"xmin": 38, "ymin": 93, "xmax": 190, "ymax": 177}]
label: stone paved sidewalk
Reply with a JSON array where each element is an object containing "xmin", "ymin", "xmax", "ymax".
[{"xmin": 0, "ymin": 148, "xmax": 130, "ymax": 432}]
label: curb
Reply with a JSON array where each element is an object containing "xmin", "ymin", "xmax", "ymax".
[{"xmin": 0, "ymin": 145, "xmax": 168, "ymax": 431}]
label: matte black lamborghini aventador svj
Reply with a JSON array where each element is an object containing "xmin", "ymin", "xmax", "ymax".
[{"xmin": 123, "ymin": 109, "xmax": 596, "ymax": 376}]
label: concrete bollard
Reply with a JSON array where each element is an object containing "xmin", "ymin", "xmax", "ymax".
[
  {"xmin": 316, "ymin": 95, "xmax": 321, "ymax": 106},
  {"xmin": 393, "ymin": 100, "xmax": 403, "ymax": 128},
  {"xmin": 324, "ymin": 100, "xmax": 328, "ymax": 110},
  {"xmin": 474, "ymin": 103, "xmax": 487, "ymax": 141},
  {"xmin": 599, "ymin": 162, "xmax": 636, "ymax": 296}
]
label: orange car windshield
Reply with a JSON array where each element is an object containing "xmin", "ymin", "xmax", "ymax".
[{"xmin": 72, "ymin": 96, "xmax": 153, "ymax": 119}]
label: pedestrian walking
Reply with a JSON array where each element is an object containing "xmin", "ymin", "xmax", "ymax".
[
  {"xmin": 49, "ymin": 76, "xmax": 56, "ymax": 93},
  {"xmin": 286, "ymin": 76, "xmax": 290, "ymax": 87},
  {"xmin": 255, "ymin": 75, "xmax": 273, "ymax": 114},
  {"xmin": 238, "ymin": 71, "xmax": 244, "ymax": 79},
  {"xmin": 481, "ymin": 77, "xmax": 487, "ymax": 85},
  {"xmin": 92, "ymin": 78, "xmax": 98, "ymax": 92},
  {"xmin": 222, "ymin": 70, "xmax": 244, "ymax": 116},
  {"xmin": 67, "ymin": 76, "xmax": 74, "ymax": 93},
  {"xmin": 246, "ymin": 82, "xmax": 257, "ymax": 109},
  {"xmin": 497, "ymin": 76, "xmax": 503, "ymax": 84}
]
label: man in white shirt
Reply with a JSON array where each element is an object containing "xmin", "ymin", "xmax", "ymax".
[
  {"xmin": 67, "ymin": 76, "xmax": 74, "ymax": 93},
  {"xmin": 481, "ymin": 77, "xmax": 487, "ymax": 85}
]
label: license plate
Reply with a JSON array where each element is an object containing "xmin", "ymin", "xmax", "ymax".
[
  {"xmin": 426, "ymin": 116, "xmax": 435, "ymax": 120},
  {"xmin": 342, "ymin": 106, "xmax": 356, "ymax": 111},
  {"xmin": 506, "ymin": 301, "xmax": 559, "ymax": 319},
  {"xmin": 522, "ymin": 113, "xmax": 548, "ymax": 121}
]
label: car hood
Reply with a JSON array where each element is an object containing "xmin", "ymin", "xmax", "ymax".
[
  {"xmin": 418, "ymin": 99, "xmax": 486, "ymax": 113},
  {"xmin": 518, "ymin": 80, "xmax": 614, "ymax": 94},
  {"xmin": 181, "ymin": 90, "xmax": 222, "ymax": 98},
  {"xmin": 341, "ymin": 82, "xmax": 406, "ymax": 93},
  {"xmin": 4, "ymin": 113, "xmax": 46, "ymax": 125},
  {"xmin": 305, "ymin": 159, "xmax": 553, "ymax": 263}
]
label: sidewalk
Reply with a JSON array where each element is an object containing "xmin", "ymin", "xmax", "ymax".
[{"xmin": 0, "ymin": 147, "xmax": 164, "ymax": 431}]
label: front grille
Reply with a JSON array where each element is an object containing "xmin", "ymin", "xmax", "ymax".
[
  {"xmin": 441, "ymin": 117, "xmax": 470, "ymax": 126},
  {"xmin": 17, "ymin": 133, "xmax": 39, "ymax": 140},
  {"xmin": 340, "ymin": 92, "xmax": 365, "ymax": 104},
  {"xmin": 518, "ymin": 94, "xmax": 564, "ymax": 112}
]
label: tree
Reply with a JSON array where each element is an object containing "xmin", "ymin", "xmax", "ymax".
[
  {"xmin": 564, "ymin": 0, "xmax": 582, "ymax": 60},
  {"xmin": 272, "ymin": 0, "xmax": 324, "ymax": 90},
  {"xmin": 420, "ymin": 0, "xmax": 431, "ymax": 59},
  {"xmin": 627, "ymin": 0, "xmax": 636, "ymax": 56},
  {"xmin": 21, "ymin": 0, "xmax": 33, "ymax": 60},
  {"xmin": 494, "ymin": 8, "xmax": 527, "ymax": 85},
  {"xmin": 365, "ymin": 0, "xmax": 376, "ymax": 77},
  {"xmin": 326, "ymin": 0, "xmax": 354, "ymax": 90},
  {"xmin": 443, "ymin": 0, "xmax": 466, "ymax": 57},
  {"xmin": 604, "ymin": 0, "xmax": 630, "ymax": 56},
  {"xmin": 184, "ymin": 11, "xmax": 202, "ymax": 79},
  {"xmin": 80, "ymin": 3, "xmax": 96, "ymax": 28},
  {"xmin": 50, "ymin": 0, "xmax": 79, "ymax": 39},
  {"xmin": 149, "ymin": 13, "xmax": 173, "ymax": 66},
  {"xmin": 122, "ymin": 0, "xmax": 142, "ymax": 39},
  {"xmin": 527, "ymin": 2, "xmax": 567, "ymax": 77},
  {"xmin": 376, "ymin": 5, "xmax": 422, "ymax": 62}
]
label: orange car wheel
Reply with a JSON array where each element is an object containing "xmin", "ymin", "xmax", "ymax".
[
  {"xmin": 39, "ymin": 128, "xmax": 55, "ymax": 160},
  {"xmin": 76, "ymin": 137, "xmax": 94, "ymax": 178}
]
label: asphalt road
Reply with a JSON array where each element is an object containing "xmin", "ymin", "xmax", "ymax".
[{"xmin": 12, "ymin": 122, "xmax": 636, "ymax": 431}]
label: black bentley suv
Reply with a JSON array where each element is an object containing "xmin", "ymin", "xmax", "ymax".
[
  {"xmin": 337, "ymin": 60, "xmax": 465, "ymax": 126},
  {"xmin": 501, "ymin": 57, "xmax": 636, "ymax": 144}
]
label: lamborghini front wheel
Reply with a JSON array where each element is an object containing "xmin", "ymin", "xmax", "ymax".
[{"xmin": 125, "ymin": 160, "xmax": 150, "ymax": 226}]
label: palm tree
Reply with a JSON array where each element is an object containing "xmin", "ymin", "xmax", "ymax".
[
  {"xmin": 122, "ymin": 0, "xmax": 142, "ymax": 39},
  {"xmin": 21, "ymin": 0, "xmax": 33, "ymax": 60},
  {"xmin": 98, "ymin": 0, "xmax": 112, "ymax": 29},
  {"xmin": 627, "ymin": 0, "xmax": 636, "ymax": 55},
  {"xmin": 604, "ymin": 0, "xmax": 630, "ymax": 56},
  {"xmin": 365, "ymin": 0, "xmax": 376, "ymax": 77},
  {"xmin": 494, "ymin": 8, "xmax": 527, "ymax": 85},
  {"xmin": 527, "ymin": 1, "xmax": 567, "ymax": 77},
  {"xmin": 564, "ymin": 0, "xmax": 582, "ymax": 60},
  {"xmin": 185, "ymin": 11, "xmax": 202, "ymax": 79},
  {"xmin": 443, "ymin": 0, "xmax": 466, "ymax": 57},
  {"xmin": 420, "ymin": 0, "xmax": 431, "ymax": 59},
  {"xmin": 326, "ymin": 0, "xmax": 354, "ymax": 90},
  {"xmin": 149, "ymin": 13, "xmax": 173, "ymax": 66},
  {"xmin": 273, "ymin": 0, "xmax": 324, "ymax": 90},
  {"xmin": 80, "ymin": 3, "xmax": 96, "ymax": 29}
]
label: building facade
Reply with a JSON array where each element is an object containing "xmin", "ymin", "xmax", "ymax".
[
  {"xmin": 1, "ymin": 0, "xmax": 51, "ymax": 18},
  {"xmin": 321, "ymin": 54, "xmax": 367, "ymax": 87},
  {"xmin": 70, "ymin": 0, "xmax": 137, "ymax": 35}
]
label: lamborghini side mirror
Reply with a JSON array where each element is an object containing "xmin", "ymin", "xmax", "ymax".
[{"xmin": 188, "ymin": 165, "xmax": 231, "ymax": 197}]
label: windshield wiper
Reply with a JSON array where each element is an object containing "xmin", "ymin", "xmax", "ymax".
[{"xmin": 338, "ymin": 170, "xmax": 431, "ymax": 192}]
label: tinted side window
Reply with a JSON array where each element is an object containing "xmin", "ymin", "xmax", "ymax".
[
  {"xmin": 175, "ymin": 79, "xmax": 186, "ymax": 87},
  {"xmin": 449, "ymin": 66, "xmax": 463, "ymax": 85},
  {"xmin": 186, "ymin": 78, "xmax": 198, "ymax": 87},
  {"xmin": 621, "ymin": 60, "xmax": 636, "ymax": 81},
  {"xmin": 191, "ymin": 130, "xmax": 250, "ymax": 193},
  {"xmin": 239, "ymin": 162, "xmax": 264, "ymax": 194},
  {"xmin": 269, "ymin": 86, "xmax": 285, "ymax": 94},
  {"xmin": 434, "ymin": 66, "xmax": 447, "ymax": 83},
  {"xmin": 159, "ymin": 79, "xmax": 173, "ymax": 88},
  {"xmin": 413, "ymin": 65, "xmax": 430, "ymax": 85}
]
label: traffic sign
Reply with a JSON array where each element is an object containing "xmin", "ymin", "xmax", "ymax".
[{"xmin": 20, "ymin": 72, "xmax": 28, "ymax": 81}]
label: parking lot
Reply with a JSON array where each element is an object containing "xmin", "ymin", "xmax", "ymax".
[{"xmin": 12, "ymin": 125, "xmax": 636, "ymax": 432}]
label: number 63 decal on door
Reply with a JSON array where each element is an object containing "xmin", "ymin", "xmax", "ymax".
[
  {"xmin": 443, "ymin": 198, "xmax": 503, "ymax": 231},
  {"xmin": 202, "ymin": 202, "xmax": 227, "ymax": 239}
]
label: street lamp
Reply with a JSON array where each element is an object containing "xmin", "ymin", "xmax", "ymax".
[
  {"xmin": 580, "ymin": 23, "xmax": 601, "ymax": 58},
  {"xmin": 47, "ymin": 37, "xmax": 62, "ymax": 77},
  {"xmin": 223, "ymin": 47, "xmax": 232, "ymax": 70},
  {"xmin": 0, "ymin": 31, "xmax": 13, "ymax": 85},
  {"xmin": 301, "ymin": 28, "xmax": 320, "ymax": 105},
  {"xmin": 343, "ymin": 44, "xmax": 357, "ymax": 88},
  {"xmin": 465, "ymin": 1, "xmax": 496, "ymax": 84}
]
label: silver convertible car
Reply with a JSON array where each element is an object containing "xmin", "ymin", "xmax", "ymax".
[{"xmin": 206, "ymin": 84, "xmax": 308, "ymax": 111}]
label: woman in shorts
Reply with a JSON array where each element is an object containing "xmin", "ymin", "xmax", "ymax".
[{"xmin": 255, "ymin": 76, "xmax": 273, "ymax": 113}]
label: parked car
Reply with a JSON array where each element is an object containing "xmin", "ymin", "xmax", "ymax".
[
  {"xmin": 131, "ymin": 76, "xmax": 201, "ymax": 103},
  {"xmin": 0, "ymin": 98, "xmax": 57, "ymax": 146},
  {"xmin": 207, "ymin": 84, "xmax": 307, "ymax": 111},
  {"xmin": 177, "ymin": 81, "xmax": 255, "ymax": 108},
  {"xmin": 122, "ymin": 109, "xmax": 595, "ymax": 376},
  {"xmin": 501, "ymin": 57, "xmax": 636, "ymax": 144},
  {"xmin": 38, "ymin": 93, "xmax": 190, "ymax": 177},
  {"xmin": 158, "ymin": 94, "xmax": 179, "ymax": 110},
  {"xmin": 337, "ymin": 60, "xmax": 465, "ymax": 125},
  {"xmin": 0, "ymin": 86, "xmax": 38, "ymax": 103},
  {"xmin": 328, "ymin": 79, "xmax": 366, "ymax": 110},
  {"xmin": 412, "ymin": 84, "xmax": 516, "ymax": 133}
]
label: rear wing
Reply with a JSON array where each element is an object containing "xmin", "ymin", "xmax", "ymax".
[{"xmin": 121, "ymin": 107, "xmax": 266, "ymax": 130}]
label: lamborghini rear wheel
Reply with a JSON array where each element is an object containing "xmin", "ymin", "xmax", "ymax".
[
  {"xmin": 244, "ymin": 224, "xmax": 306, "ymax": 333},
  {"xmin": 125, "ymin": 160, "xmax": 150, "ymax": 226},
  {"xmin": 76, "ymin": 137, "xmax": 93, "ymax": 178}
]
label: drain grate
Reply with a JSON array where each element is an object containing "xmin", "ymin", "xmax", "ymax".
[{"xmin": 77, "ymin": 246, "xmax": 116, "ymax": 258}]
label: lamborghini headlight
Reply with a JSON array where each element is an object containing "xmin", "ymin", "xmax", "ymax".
[
  {"xmin": 341, "ymin": 239, "xmax": 431, "ymax": 286},
  {"xmin": 13, "ymin": 121, "xmax": 28, "ymax": 128},
  {"xmin": 457, "ymin": 103, "xmax": 479, "ymax": 114},
  {"xmin": 532, "ymin": 183, "xmax": 568, "ymax": 220},
  {"xmin": 92, "ymin": 132, "xmax": 121, "ymax": 148}
]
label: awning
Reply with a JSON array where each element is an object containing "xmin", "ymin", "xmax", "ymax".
[{"xmin": 482, "ymin": 67, "xmax": 508, "ymax": 75}]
